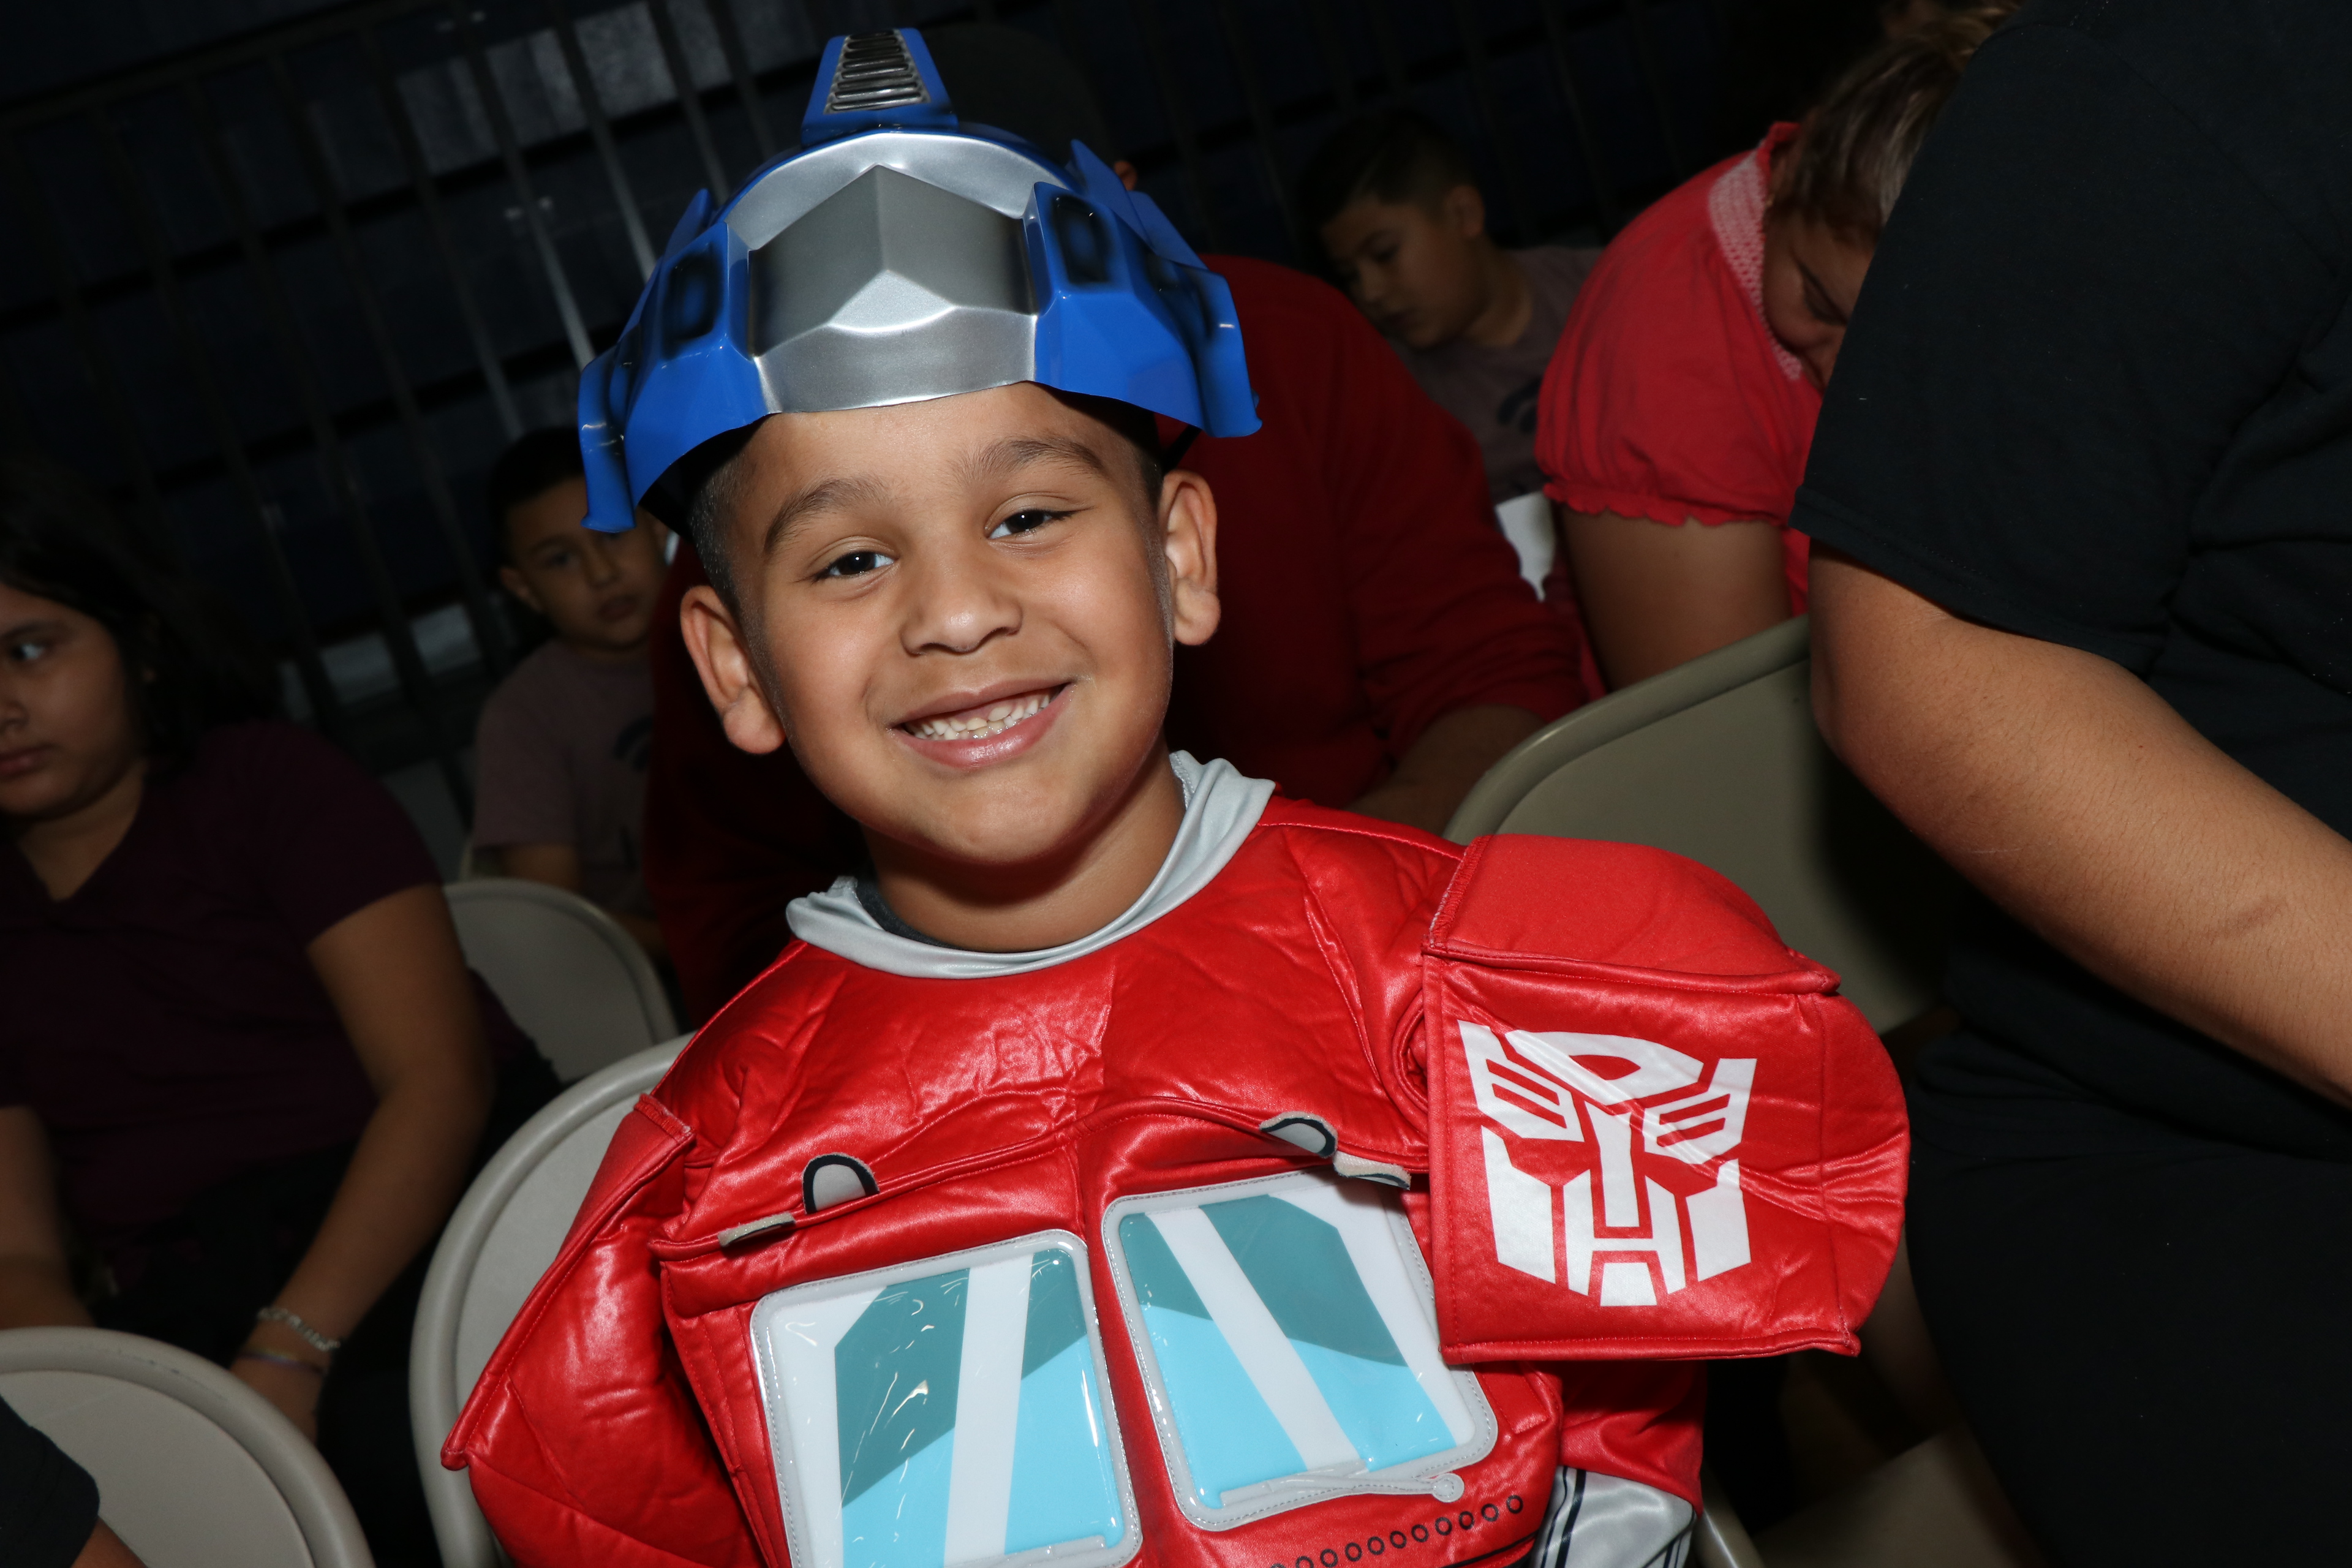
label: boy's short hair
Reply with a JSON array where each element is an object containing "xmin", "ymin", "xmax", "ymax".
[
  {"xmin": 486, "ymin": 428, "xmax": 587, "ymax": 561},
  {"xmin": 679, "ymin": 394, "xmax": 1169, "ymax": 616},
  {"xmin": 1776, "ymin": 1, "xmax": 2016, "ymax": 243},
  {"xmin": 1298, "ymin": 110, "xmax": 1482, "ymax": 235}
]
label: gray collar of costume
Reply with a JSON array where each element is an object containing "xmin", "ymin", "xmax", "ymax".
[{"xmin": 784, "ymin": 752, "xmax": 1277, "ymax": 979}]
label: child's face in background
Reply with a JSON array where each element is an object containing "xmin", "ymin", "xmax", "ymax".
[
  {"xmin": 1761, "ymin": 208, "xmax": 1874, "ymax": 390},
  {"xmin": 1321, "ymin": 187, "xmax": 1493, "ymax": 350},
  {"xmin": 499, "ymin": 477, "xmax": 668, "ymax": 660},
  {"xmin": 0, "ymin": 579, "xmax": 142, "ymax": 828},
  {"xmin": 680, "ymin": 383, "xmax": 1220, "ymax": 875}
]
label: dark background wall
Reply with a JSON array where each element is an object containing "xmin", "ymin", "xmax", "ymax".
[{"xmin": 0, "ymin": 0, "xmax": 1825, "ymax": 847}]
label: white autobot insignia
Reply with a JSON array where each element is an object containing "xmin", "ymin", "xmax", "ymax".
[{"xmin": 1461, "ymin": 1023, "xmax": 1755, "ymax": 1305}]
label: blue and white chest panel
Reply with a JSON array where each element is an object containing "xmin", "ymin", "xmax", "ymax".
[
  {"xmin": 750, "ymin": 1232, "xmax": 1141, "ymax": 1568},
  {"xmin": 747, "ymin": 1172, "xmax": 1496, "ymax": 1568},
  {"xmin": 1102, "ymin": 1170, "xmax": 1496, "ymax": 1529}
]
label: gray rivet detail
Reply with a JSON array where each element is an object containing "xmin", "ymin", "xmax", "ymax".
[
  {"xmin": 1332, "ymin": 1152, "xmax": 1412, "ymax": 1189},
  {"xmin": 718, "ymin": 1211, "xmax": 796, "ymax": 1248}
]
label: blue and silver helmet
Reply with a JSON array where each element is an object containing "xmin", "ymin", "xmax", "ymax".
[{"xmin": 578, "ymin": 27, "xmax": 1259, "ymax": 532}]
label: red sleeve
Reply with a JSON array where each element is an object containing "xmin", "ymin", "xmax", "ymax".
[
  {"xmin": 447, "ymin": 1091, "xmax": 761, "ymax": 1566},
  {"xmin": 641, "ymin": 543, "xmax": 863, "ymax": 1022},
  {"xmin": 1212, "ymin": 258, "xmax": 1586, "ymax": 758},
  {"xmin": 1535, "ymin": 156, "xmax": 1819, "ymax": 531}
]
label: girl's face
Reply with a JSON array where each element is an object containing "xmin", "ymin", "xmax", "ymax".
[
  {"xmin": 0, "ymin": 580, "xmax": 144, "ymax": 829},
  {"xmin": 1761, "ymin": 208, "xmax": 1874, "ymax": 390}
]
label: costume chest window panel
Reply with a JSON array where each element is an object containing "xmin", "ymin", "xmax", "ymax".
[
  {"xmin": 1102, "ymin": 1169, "xmax": 1497, "ymax": 1529},
  {"xmin": 749, "ymin": 1230, "xmax": 1142, "ymax": 1568}
]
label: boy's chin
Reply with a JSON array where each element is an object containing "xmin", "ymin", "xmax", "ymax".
[{"xmin": 869, "ymin": 795, "xmax": 1101, "ymax": 872}]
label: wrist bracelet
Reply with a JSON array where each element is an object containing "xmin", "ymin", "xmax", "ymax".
[
  {"xmin": 255, "ymin": 1305, "xmax": 342, "ymax": 1357},
  {"xmin": 235, "ymin": 1348, "xmax": 325, "ymax": 1377}
]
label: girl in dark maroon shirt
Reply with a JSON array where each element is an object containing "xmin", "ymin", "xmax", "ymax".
[{"xmin": 0, "ymin": 456, "xmax": 549, "ymax": 1560}]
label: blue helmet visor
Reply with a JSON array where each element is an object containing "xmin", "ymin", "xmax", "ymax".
[{"xmin": 579, "ymin": 28, "xmax": 1256, "ymax": 533}]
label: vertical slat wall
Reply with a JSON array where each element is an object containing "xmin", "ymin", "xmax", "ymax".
[{"xmin": 0, "ymin": 0, "xmax": 1721, "ymax": 820}]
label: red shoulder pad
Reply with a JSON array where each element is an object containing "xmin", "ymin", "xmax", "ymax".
[{"xmin": 1422, "ymin": 834, "xmax": 1907, "ymax": 1363}]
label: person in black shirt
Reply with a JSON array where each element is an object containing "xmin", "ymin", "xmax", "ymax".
[
  {"xmin": 1797, "ymin": 1, "xmax": 2352, "ymax": 1560},
  {"xmin": 0, "ymin": 1395, "xmax": 142, "ymax": 1567}
]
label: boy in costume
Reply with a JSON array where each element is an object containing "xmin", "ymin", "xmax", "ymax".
[{"xmin": 446, "ymin": 30, "xmax": 1907, "ymax": 1568}]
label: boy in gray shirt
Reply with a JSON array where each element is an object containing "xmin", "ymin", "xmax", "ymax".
[
  {"xmin": 1305, "ymin": 110, "xmax": 1599, "ymax": 505},
  {"xmin": 472, "ymin": 428, "xmax": 669, "ymax": 958}
]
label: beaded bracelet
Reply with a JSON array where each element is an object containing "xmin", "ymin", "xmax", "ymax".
[
  {"xmin": 235, "ymin": 1348, "xmax": 325, "ymax": 1377},
  {"xmin": 254, "ymin": 1305, "xmax": 342, "ymax": 1357}
]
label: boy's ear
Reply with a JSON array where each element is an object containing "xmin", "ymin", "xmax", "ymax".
[
  {"xmin": 497, "ymin": 563, "xmax": 546, "ymax": 618},
  {"xmin": 679, "ymin": 584, "xmax": 790, "ymax": 754},
  {"xmin": 1441, "ymin": 183, "xmax": 1488, "ymax": 241},
  {"xmin": 1159, "ymin": 469, "xmax": 1221, "ymax": 649}
]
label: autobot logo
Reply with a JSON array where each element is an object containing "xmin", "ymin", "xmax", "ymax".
[{"xmin": 1459, "ymin": 1023, "xmax": 1754, "ymax": 1306}]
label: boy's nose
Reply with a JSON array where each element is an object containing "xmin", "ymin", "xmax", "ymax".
[{"xmin": 899, "ymin": 548, "xmax": 1022, "ymax": 656}]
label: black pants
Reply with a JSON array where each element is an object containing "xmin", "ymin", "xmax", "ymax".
[
  {"xmin": 96, "ymin": 1052, "xmax": 561, "ymax": 1568},
  {"xmin": 1907, "ymin": 1033, "xmax": 2352, "ymax": 1566}
]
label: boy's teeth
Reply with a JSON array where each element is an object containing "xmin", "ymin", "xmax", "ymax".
[{"xmin": 908, "ymin": 688, "xmax": 1053, "ymax": 741}]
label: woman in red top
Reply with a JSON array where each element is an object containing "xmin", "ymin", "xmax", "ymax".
[{"xmin": 1537, "ymin": 6, "xmax": 2010, "ymax": 688}]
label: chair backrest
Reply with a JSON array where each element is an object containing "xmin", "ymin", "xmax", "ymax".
[
  {"xmin": 1444, "ymin": 617, "xmax": 1958, "ymax": 1034},
  {"xmin": 410, "ymin": 1036, "xmax": 690, "ymax": 1568},
  {"xmin": 446, "ymin": 878, "xmax": 678, "ymax": 1082},
  {"xmin": 0, "ymin": 1326, "xmax": 373, "ymax": 1568}
]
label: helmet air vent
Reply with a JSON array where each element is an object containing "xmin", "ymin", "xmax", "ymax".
[{"xmin": 825, "ymin": 31, "xmax": 929, "ymax": 114}]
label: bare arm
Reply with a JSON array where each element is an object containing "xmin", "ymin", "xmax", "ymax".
[
  {"xmin": 1811, "ymin": 548, "xmax": 2352, "ymax": 1106},
  {"xmin": 1349, "ymin": 704, "xmax": 1544, "ymax": 836},
  {"xmin": 0, "ymin": 1107, "xmax": 92, "ymax": 1329},
  {"xmin": 1562, "ymin": 510, "xmax": 1790, "ymax": 689},
  {"xmin": 236, "ymin": 884, "xmax": 494, "ymax": 1435},
  {"xmin": 75, "ymin": 1521, "xmax": 145, "ymax": 1568},
  {"xmin": 496, "ymin": 842, "xmax": 667, "ymax": 959}
]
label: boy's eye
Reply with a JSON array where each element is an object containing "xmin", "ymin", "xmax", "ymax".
[
  {"xmin": 989, "ymin": 508, "xmax": 1068, "ymax": 540},
  {"xmin": 818, "ymin": 548, "xmax": 894, "ymax": 579},
  {"xmin": 5, "ymin": 638, "xmax": 50, "ymax": 665}
]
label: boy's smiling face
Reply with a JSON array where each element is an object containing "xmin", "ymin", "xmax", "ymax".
[{"xmin": 679, "ymin": 382, "xmax": 1220, "ymax": 890}]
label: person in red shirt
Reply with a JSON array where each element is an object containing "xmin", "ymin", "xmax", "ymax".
[
  {"xmin": 645, "ymin": 259, "xmax": 1583, "ymax": 1019},
  {"xmin": 1536, "ymin": 6, "xmax": 2009, "ymax": 690}
]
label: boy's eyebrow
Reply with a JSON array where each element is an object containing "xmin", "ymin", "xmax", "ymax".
[
  {"xmin": 762, "ymin": 437, "xmax": 1114, "ymax": 557},
  {"xmin": 963, "ymin": 435, "xmax": 1114, "ymax": 486},
  {"xmin": 762, "ymin": 475, "xmax": 890, "ymax": 558}
]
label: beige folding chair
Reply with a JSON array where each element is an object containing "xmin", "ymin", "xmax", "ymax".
[
  {"xmin": 0, "ymin": 1326, "xmax": 373, "ymax": 1568},
  {"xmin": 447, "ymin": 878, "xmax": 678, "ymax": 1082},
  {"xmin": 410, "ymin": 1035, "xmax": 690, "ymax": 1568},
  {"xmin": 1447, "ymin": 619, "xmax": 2039, "ymax": 1568},
  {"xmin": 1446, "ymin": 616, "xmax": 1953, "ymax": 1035}
]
